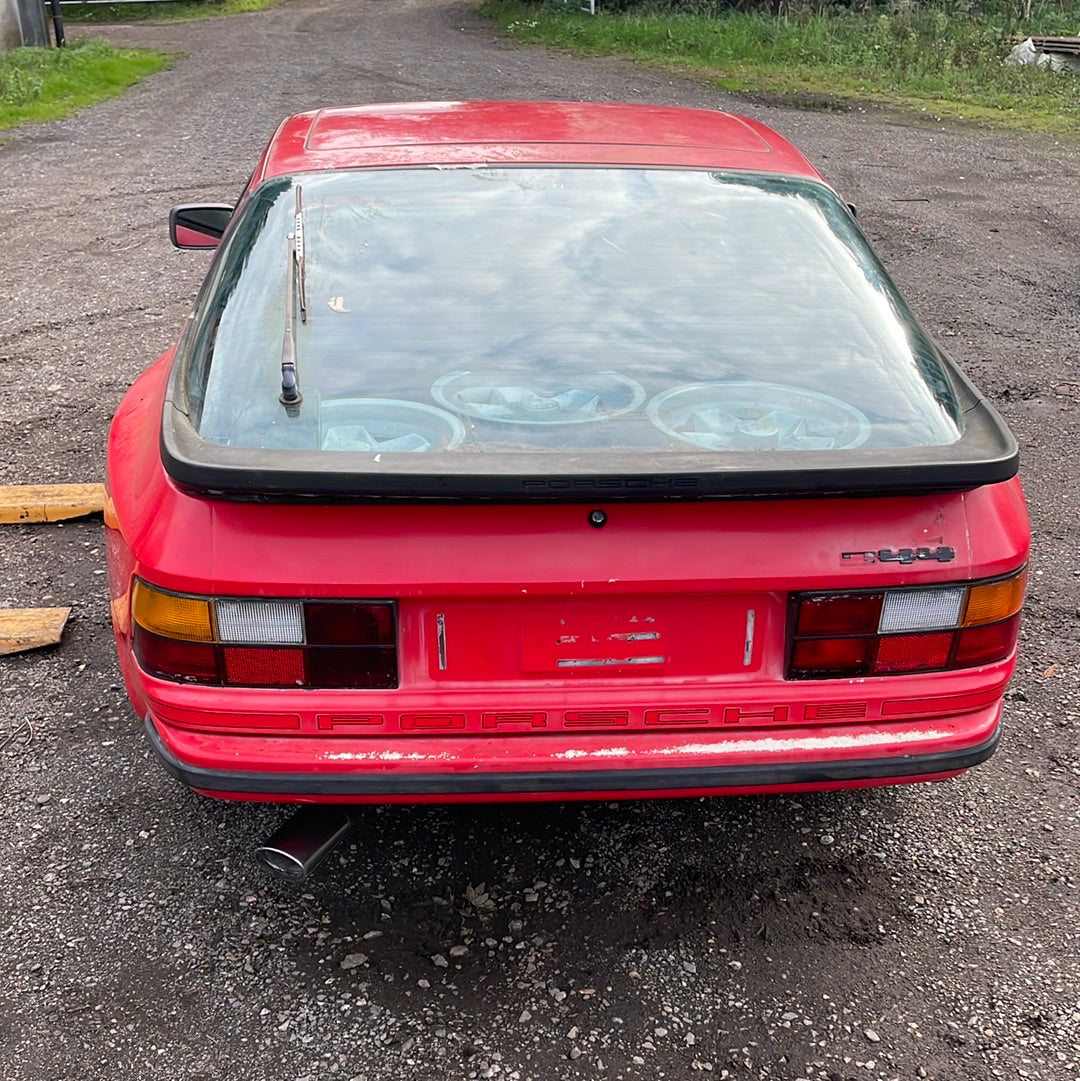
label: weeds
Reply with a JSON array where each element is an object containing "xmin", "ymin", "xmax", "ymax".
[
  {"xmin": 0, "ymin": 39, "xmax": 168, "ymax": 129},
  {"xmin": 479, "ymin": 0, "xmax": 1080, "ymax": 133},
  {"xmin": 63, "ymin": 0, "xmax": 279, "ymax": 23}
]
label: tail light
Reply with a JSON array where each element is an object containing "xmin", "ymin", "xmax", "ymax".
[
  {"xmin": 130, "ymin": 581, "xmax": 397, "ymax": 688},
  {"xmin": 789, "ymin": 567, "xmax": 1025, "ymax": 680}
]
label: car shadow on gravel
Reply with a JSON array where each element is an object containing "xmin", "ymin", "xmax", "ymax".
[{"xmin": 217, "ymin": 788, "xmax": 921, "ymax": 1013}]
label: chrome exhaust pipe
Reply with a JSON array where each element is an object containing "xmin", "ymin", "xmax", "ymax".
[{"xmin": 254, "ymin": 805, "xmax": 355, "ymax": 880}]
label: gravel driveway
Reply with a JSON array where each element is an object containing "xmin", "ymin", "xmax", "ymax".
[{"xmin": 1, "ymin": 2, "xmax": 1078, "ymax": 1078}]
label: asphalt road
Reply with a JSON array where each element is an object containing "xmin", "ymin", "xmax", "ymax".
[{"xmin": 1, "ymin": 2, "xmax": 1078, "ymax": 1078}]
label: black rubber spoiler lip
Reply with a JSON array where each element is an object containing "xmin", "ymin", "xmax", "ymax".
[
  {"xmin": 161, "ymin": 406, "xmax": 1018, "ymax": 504},
  {"xmin": 145, "ymin": 716, "xmax": 1000, "ymax": 797}
]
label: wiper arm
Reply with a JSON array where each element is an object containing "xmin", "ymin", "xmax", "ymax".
[{"xmin": 279, "ymin": 186, "xmax": 305, "ymax": 413}]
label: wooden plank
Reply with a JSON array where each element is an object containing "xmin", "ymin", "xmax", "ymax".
[
  {"xmin": 0, "ymin": 483, "xmax": 105, "ymax": 525},
  {"xmin": 0, "ymin": 608, "xmax": 72, "ymax": 656},
  {"xmin": 1027, "ymin": 35, "xmax": 1080, "ymax": 54}
]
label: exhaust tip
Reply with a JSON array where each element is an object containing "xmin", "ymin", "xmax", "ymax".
[
  {"xmin": 254, "ymin": 805, "xmax": 355, "ymax": 881},
  {"xmin": 254, "ymin": 845, "xmax": 310, "ymax": 880}
]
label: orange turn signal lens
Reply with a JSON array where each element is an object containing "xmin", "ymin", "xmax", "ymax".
[
  {"xmin": 962, "ymin": 569, "xmax": 1027, "ymax": 627},
  {"xmin": 131, "ymin": 580, "xmax": 214, "ymax": 643}
]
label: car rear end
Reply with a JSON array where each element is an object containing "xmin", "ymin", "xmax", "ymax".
[
  {"xmin": 106, "ymin": 102, "xmax": 1029, "ymax": 806},
  {"xmin": 105, "ymin": 464, "xmax": 1027, "ymax": 802}
]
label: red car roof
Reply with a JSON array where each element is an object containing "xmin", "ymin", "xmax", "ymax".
[{"xmin": 256, "ymin": 100, "xmax": 824, "ymax": 179}]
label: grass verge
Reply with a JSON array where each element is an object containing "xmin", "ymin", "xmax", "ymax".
[
  {"xmin": 63, "ymin": 0, "xmax": 279, "ymax": 23},
  {"xmin": 0, "ymin": 39, "xmax": 168, "ymax": 129},
  {"xmin": 478, "ymin": 0, "xmax": 1080, "ymax": 135}
]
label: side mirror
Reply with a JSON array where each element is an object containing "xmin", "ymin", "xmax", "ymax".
[{"xmin": 169, "ymin": 204, "xmax": 235, "ymax": 249}]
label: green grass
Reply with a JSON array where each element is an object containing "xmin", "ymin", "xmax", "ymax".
[
  {"xmin": 479, "ymin": 0, "xmax": 1080, "ymax": 134},
  {"xmin": 63, "ymin": 0, "xmax": 279, "ymax": 22},
  {"xmin": 0, "ymin": 39, "xmax": 168, "ymax": 129}
]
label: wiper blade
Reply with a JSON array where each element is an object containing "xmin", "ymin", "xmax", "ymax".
[
  {"xmin": 279, "ymin": 185, "xmax": 305, "ymax": 413},
  {"xmin": 294, "ymin": 185, "xmax": 307, "ymax": 323}
]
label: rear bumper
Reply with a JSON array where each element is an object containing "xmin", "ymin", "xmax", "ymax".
[{"xmin": 144, "ymin": 708, "xmax": 1002, "ymax": 802}]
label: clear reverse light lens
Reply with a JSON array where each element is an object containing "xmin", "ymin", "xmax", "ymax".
[
  {"xmin": 878, "ymin": 588, "xmax": 964, "ymax": 633},
  {"xmin": 215, "ymin": 599, "xmax": 304, "ymax": 644}
]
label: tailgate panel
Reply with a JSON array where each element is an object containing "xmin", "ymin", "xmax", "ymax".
[{"xmin": 415, "ymin": 594, "xmax": 780, "ymax": 682}]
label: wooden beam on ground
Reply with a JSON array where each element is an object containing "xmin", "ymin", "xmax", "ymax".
[
  {"xmin": 0, "ymin": 608, "xmax": 72, "ymax": 656},
  {"xmin": 1028, "ymin": 35, "xmax": 1080, "ymax": 55},
  {"xmin": 0, "ymin": 483, "xmax": 105, "ymax": 524}
]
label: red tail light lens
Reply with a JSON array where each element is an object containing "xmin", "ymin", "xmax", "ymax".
[
  {"xmin": 133, "ymin": 627, "xmax": 219, "ymax": 684},
  {"xmin": 789, "ymin": 568, "xmax": 1025, "ymax": 680},
  {"xmin": 790, "ymin": 637, "xmax": 870, "ymax": 675},
  {"xmin": 305, "ymin": 647, "xmax": 398, "ymax": 689},
  {"xmin": 305, "ymin": 602, "xmax": 395, "ymax": 646},
  {"xmin": 131, "ymin": 582, "xmax": 397, "ymax": 688},
  {"xmin": 873, "ymin": 632, "xmax": 953, "ymax": 673},
  {"xmin": 953, "ymin": 613, "xmax": 1022, "ymax": 667},
  {"xmin": 222, "ymin": 647, "xmax": 306, "ymax": 687},
  {"xmin": 795, "ymin": 593, "xmax": 883, "ymax": 636}
]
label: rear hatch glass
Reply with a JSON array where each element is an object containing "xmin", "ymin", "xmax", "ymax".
[{"xmin": 164, "ymin": 166, "xmax": 1015, "ymax": 499}]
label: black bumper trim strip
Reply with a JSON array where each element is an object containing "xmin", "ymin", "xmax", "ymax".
[{"xmin": 144, "ymin": 717, "xmax": 1000, "ymax": 797}]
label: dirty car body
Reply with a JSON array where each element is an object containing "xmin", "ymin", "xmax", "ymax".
[{"xmin": 105, "ymin": 101, "xmax": 1029, "ymax": 807}]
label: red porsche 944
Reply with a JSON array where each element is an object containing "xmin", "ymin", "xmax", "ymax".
[{"xmin": 105, "ymin": 102, "xmax": 1027, "ymax": 873}]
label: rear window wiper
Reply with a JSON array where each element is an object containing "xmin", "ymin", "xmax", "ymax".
[{"xmin": 279, "ymin": 185, "xmax": 307, "ymax": 414}]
